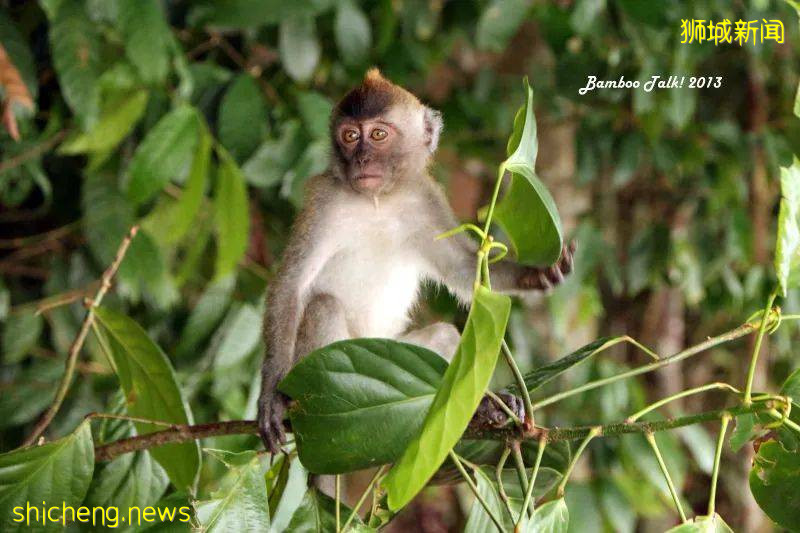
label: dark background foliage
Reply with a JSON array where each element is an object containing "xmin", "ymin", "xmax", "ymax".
[{"xmin": 1, "ymin": 0, "xmax": 799, "ymax": 531}]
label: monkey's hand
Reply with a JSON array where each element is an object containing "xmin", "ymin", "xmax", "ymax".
[
  {"xmin": 257, "ymin": 391, "xmax": 289, "ymax": 454},
  {"xmin": 518, "ymin": 240, "xmax": 576, "ymax": 291}
]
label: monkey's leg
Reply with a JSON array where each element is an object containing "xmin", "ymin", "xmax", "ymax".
[
  {"xmin": 399, "ymin": 322, "xmax": 460, "ymax": 361},
  {"xmin": 294, "ymin": 293, "xmax": 351, "ymax": 358}
]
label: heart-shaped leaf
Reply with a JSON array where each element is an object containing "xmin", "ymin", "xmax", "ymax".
[
  {"xmin": 774, "ymin": 157, "xmax": 800, "ymax": 297},
  {"xmin": 749, "ymin": 439, "xmax": 800, "ymax": 529},
  {"xmin": 664, "ymin": 513, "xmax": 734, "ymax": 532},
  {"xmin": 94, "ymin": 307, "xmax": 201, "ymax": 491},
  {"xmin": 492, "ymin": 79, "xmax": 563, "ymax": 266},
  {"xmin": 0, "ymin": 421, "xmax": 94, "ymax": 531},
  {"xmin": 279, "ymin": 338, "xmax": 448, "ymax": 474},
  {"xmin": 383, "ymin": 286, "xmax": 511, "ymax": 511}
]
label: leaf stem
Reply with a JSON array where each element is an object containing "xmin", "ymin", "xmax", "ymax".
[
  {"xmin": 495, "ymin": 447, "xmax": 516, "ymax": 524},
  {"xmin": 502, "ymin": 341, "xmax": 535, "ymax": 428},
  {"xmin": 626, "ymin": 383, "xmax": 740, "ymax": 422},
  {"xmin": 335, "ymin": 475, "xmax": 342, "ymax": 532},
  {"xmin": 517, "ymin": 437, "xmax": 546, "ymax": 530},
  {"xmin": 482, "ymin": 165, "xmax": 507, "ymax": 236},
  {"xmin": 511, "ymin": 442, "xmax": 532, "ymax": 516},
  {"xmin": 342, "ymin": 467, "xmax": 386, "ymax": 532},
  {"xmin": 708, "ymin": 414, "xmax": 730, "ymax": 517},
  {"xmin": 23, "ymin": 225, "xmax": 139, "ymax": 447},
  {"xmin": 531, "ymin": 321, "xmax": 761, "ymax": 412},
  {"xmin": 449, "ymin": 451, "xmax": 506, "ymax": 533},
  {"xmin": 743, "ymin": 291, "xmax": 778, "ymax": 405},
  {"xmin": 556, "ymin": 426, "xmax": 600, "ymax": 498},
  {"xmin": 645, "ymin": 432, "xmax": 686, "ymax": 522}
]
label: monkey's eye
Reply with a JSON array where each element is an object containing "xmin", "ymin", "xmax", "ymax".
[
  {"xmin": 370, "ymin": 128, "xmax": 388, "ymax": 141},
  {"xmin": 342, "ymin": 129, "xmax": 360, "ymax": 143}
]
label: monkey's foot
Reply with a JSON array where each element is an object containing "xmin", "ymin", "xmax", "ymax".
[
  {"xmin": 518, "ymin": 240, "xmax": 577, "ymax": 291},
  {"xmin": 467, "ymin": 392, "xmax": 525, "ymax": 431}
]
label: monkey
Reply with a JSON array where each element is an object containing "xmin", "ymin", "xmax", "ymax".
[{"xmin": 258, "ymin": 69, "xmax": 575, "ymax": 453}]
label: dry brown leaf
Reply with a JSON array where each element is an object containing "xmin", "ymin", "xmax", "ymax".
[{"xmin": 0, "ymin": 43, "xmax": 34, "ymax": 141}]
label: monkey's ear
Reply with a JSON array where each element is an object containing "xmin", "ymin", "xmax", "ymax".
[{"xmin": 424, "ymin": 107, "xmax": 443, "ymax": 154}]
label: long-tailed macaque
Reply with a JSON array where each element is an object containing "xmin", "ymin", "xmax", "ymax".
[{"xmin": 258, "ymin": 69, "xmax": 574, "ymax": 452}]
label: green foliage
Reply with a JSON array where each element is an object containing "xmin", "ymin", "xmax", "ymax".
[
  {"xmin": 493, "ymin": 79, "xmax": 563, "ymax": 265},
  {"xmin": 213, "ymin": 148, "xmax": 250, "ymax": 278},
  {"xmin": 218, "ymin": 74, "xmax": 268, "ymax": 162},
  {"xmin": 664, "ymin": 514, "xmax": 733, "ymax": 532},
  {"xmin": 116, "ymin": 0, "xmax": 171, "ymax": 85},
  {"xmin": 280, "ymin": 338, "xmax": 447, "ymax": 474},
  {"xmin": 748, "ymin": 440, "xmax": 800, "ymax": 530},
  {"xmin": 0, "ymin": 421, "xmax": 94, "ymax": 531},
  {"xmin": 383, "ymin": 286, "xmax": 511, "ymax": 510},
  {"xmin": 93, "ymin": 307, "xmax": 201, "ymax": 491},
  {"xmin": 774, "ymin": 158, "xmax": 800, "ymax": 297}
]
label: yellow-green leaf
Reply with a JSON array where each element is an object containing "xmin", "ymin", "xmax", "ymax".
[
  {"xmin": 383, "ymin": 286, "xmax": 511, "ymax": 510},
  {"xmin": 774, "ymin": 157, "xmax": 800, "ymax": 297}
]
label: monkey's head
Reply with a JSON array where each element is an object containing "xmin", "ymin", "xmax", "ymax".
[{"xmin": 330, "ymin": 69, "xmax": 442, "ymax": 195}]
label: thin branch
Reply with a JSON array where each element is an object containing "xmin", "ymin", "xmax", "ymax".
[
  {"xmin": 23, "ymin": 226, "xmax": 139, "ymax": 446},
  {"xmin": 646, "ymin": 432, "xmax": 686, "ymax": 521},
  {"xmin": 449, "ymin": 451, "xmax": 505, "ymax": 533},
  {"xmin": 0, "ymin": 129, "xmax": 67, "ymax": 174},
  {"xmin": 708, "ymin": 414, "xmax": 731, "ymax": 517}
]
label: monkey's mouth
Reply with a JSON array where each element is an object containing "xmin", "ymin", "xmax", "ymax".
[{"xmin": 354, "ymin": 173, "xmax": 383, "ymax": 190}]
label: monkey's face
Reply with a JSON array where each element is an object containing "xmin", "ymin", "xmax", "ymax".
[
  {"xmin": 334, "ymin": 117, "xmax": 404, "ymax": 194},
  {"xmin": 331, "ymin": 69, "xmax": 443, "ymax": 196}
]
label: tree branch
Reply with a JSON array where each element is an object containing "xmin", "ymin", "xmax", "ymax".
[{"xmin": 93, "ymin": 403, "xmax": 774, "ymax": 463}]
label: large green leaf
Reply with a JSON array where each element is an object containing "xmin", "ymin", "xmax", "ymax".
[
  {"xmin": 47, "ymin": 0, "xmax": 100, "ymax": 128},
  {"xmin": 383, "ymin": 286, "xmax": 511, "ymax": 511},
  {"xmin": 195, "ymin": 451, "xmax": 269, "ymax": 532},
  {"xmin": 513, "ymin": 336, "xmax": 621, "ymax": 393},
  {"xmin": 280, "ymin": 338, "xmax": 448, "ymax": 474},
  {"xmin": 164, "ymin": 130, "xmax": 211, "ymax": 244},
  {"xmin": 218, "ymin": 74, "xmax": 268, "ymax": 161},
  {"xmin": 774, "ymin": 157, "xmax": 800, "ymax": 297},
  {"xmin": 664, "ymin": 514, "xmax": 734, "ymax": 533},
  {"xmin": 59, "ymin": 90, "xmax": 148, "ymax": 155},
  {"xmin": 749, "ymin": 440, "xmax": 800, "ymax": 529},
  {"xmin": 0, "ymin": 421, "xmax": 94, "ymax": 531},
  {"xmin": 94, "ymin": 307, "xmax": 201, "ymax": 491},
  {"xmin": 279, "ymin": 16, "xmax": 321, "ymax": 82},
  {"xmin": 492, "ymin": 79, "xmax": 563, "ymax": 266},
  {"xmin": 117, "ymin": 0, "xmax": 171, "ymax": 84},
  {"xmin": 213, "ymin": 148, "xmax": 250, "ymax": 278},
  {"xmin": 334, "ymin": 0, "xmax": 372, "ymax": 66},
  {"xmin": 125, "ymin": 106, "xmax": 201, "ymax": 205},
  {"xmin": 476, "ymin": 0, "xmax": 531, "ymax": 52}
]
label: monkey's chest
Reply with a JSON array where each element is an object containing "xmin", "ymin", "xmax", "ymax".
[{"xmin": 312, "ymin": 244, "xmax": 424, "ymax": 338}]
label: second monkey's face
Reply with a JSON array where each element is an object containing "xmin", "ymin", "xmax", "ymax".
[{"xmin": 334, "ymin": 117, "xmax": 402, "ymax": 194}]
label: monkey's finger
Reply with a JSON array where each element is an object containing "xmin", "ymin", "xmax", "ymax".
[
  {"xmin": 537, "ymin": 271, "xmax": 551, "ymax": 290},
  {"xmin": 271, "ymin": 410, "xmax": 287, "ymax": 446},
  {"xmin": 547, "ymin": 264, "xmax": 564, "ymax": 285}
]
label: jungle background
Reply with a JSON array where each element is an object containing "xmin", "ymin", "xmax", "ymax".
[{"xmin": 1, "ymin": 0, "xmax": 799, "ymax": 531}]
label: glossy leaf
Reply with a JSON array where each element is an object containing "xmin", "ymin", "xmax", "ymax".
[
  {"xmin": 279, "ymin": 338, "xmax": 448, "ymax": 474},
  {"xmin": 59, "ymin": 90, "xmax": 148, "ymax": 155},
  {"xmin": 774, "ymin": 157, "xmax": 800, "ymax": 297},
  {"xmin": 749, "ymin": 439, "xmax": 800, "ymax": 529},
  {"xmin": 213, "ymin": 148, "xmax": 250, "ymax": 278},
  {"xmin": 664, "ymin": 514, "xmax": 734, "ymax": 533},
  {"xmin": 195, "ymin": 451, "xmax": 269, "ymax": 532},
  {"xmin": 383, "ymin": 286, "xmax": 511, "ymax": 511},
  {"xmin": 94, "ymin": 307, "xmax": 201, "ymax": 491},
  {"xmin": 514, "ymin": 336, "xmax": 619, "ymax": 393},
  {"xmin": 47, "ymin": 0, "xmax": 100, "ymax": 127},
  {"xmin": 279, "ymin": 16, "xmax": 320, "ymax": 82},
  {"xmin": 0, "ymin": 421, "xmax": 94, "ymax": 530},
  {"xmin": 335, "ymin": 0, "xmax": 372, "ymax": 66},
  {"xmin": 117, "ymin": 0, "xmax": 171, "ymax": 84},
  {"xmin": 527, "ymin": 498, "xmax": 569, "ymax": 532},
  {"xmin": 476, "ymin": 0, "xmax": 531, "ymax": 52},
  {"xmin": 492, "ymin": 79, "xmax": 563, "ymax": 266},
  {"xmin": 218, "ymin": 74, "xmax": 267, "ymax": 161},
  {"xmin": 126, "ymin": 106, "xmax": 201, "ymax": 205}
]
